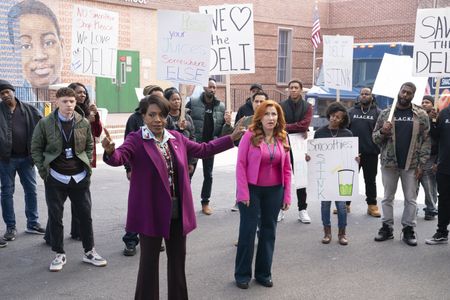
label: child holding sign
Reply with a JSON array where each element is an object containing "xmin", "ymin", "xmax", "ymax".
[{"xmin": 306, "ymin": 102, "xmax": 358, "ymax": 245}]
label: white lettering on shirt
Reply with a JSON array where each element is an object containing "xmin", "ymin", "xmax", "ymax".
[
  {"xmin": 352, "ymin": 115, "xmax": 374, "ymax": 120},
  {"xmin": 394, "ymin": 116, "xmax": 413, "ymax": 122}
]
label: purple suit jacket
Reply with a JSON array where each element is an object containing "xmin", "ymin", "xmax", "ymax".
[{"xmin": 105, "ymin": 129, "xmax": 234, "ymax": 238}]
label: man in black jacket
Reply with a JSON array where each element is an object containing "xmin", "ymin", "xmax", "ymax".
[
  {"xmin": 425, "ymin": 104, "xmax": 450, "ymax": 245},
  {"xmin": 234, "ymin": 83, "xmax": 262, "ymax": 124},
  {"xmin": 0, "ymin": 79, "xmax": 44, "ymax": 242},
  {"xmin": 348, "ymin": 87, "xmax": 381, "ymax": 217}
]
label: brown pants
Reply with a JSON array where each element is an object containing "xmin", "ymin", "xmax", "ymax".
[{"xmin": 135, "ymin": 220, "xmax": 188, "ymax": 300}]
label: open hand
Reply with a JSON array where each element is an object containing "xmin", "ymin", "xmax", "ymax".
[
  {"xmin": 224, "ymin": 111, "xmax": 232, "ymax": 125},
  {"xmin": 230, "ymin": 118, "xmax": 246, "ymax": 141}
]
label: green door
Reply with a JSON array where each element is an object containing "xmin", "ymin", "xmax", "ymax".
[{"xmin": 96, "ymin": 50, "xmax": 140, "ymax": 113}]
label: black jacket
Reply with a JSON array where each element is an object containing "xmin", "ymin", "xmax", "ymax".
[
  {"xmin": 433, "ymin": 106, "xmax": 450, "ymax": 175},
  {"xmin": 0, "ymin": 98, "xmax": 41, "ymax": 161},
  {"xmin": 348, "ymin": 102, "xmax": 381, "ymax": 155},
  {"xmin": 235, "ymin": 98, "xmax": 253, "ymax": 125}
]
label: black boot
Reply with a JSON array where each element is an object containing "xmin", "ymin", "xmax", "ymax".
[
  {"xmin": 402, "ymin": 226, "xmax": 417, "ymax": 246},
  {"xmin": 374, "ymin": 223, "xmax": 394, "ymax": 242}
]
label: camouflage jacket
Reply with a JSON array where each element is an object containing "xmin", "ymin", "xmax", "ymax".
[{"xmin": 372, "ymin": 104, "xmax": 430, "ymax": 170}]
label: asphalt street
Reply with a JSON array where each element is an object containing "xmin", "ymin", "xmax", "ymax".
[{"xmin": 0, "ymin": 148, "xmax": 449, "ymax": 300}]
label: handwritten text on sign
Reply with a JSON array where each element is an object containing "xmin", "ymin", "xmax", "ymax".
[
  {"xmin": 157, "ymin": 10, "xmax": 211, "ymax": 86},
  {"xmin": 199, "ymin": 4, "xmax": 255, "ymax": 75},
  {"xmin": 413, "ymin": 8, "xmax": 450, "ymax": 76},
  {"xmin": 71, "ymin": 5, "xmax": 118, "ymax": 78},
  {"xmin": 307, "ymin": 137, "xmax": 359, "ymax": 201},
  {"xmin": 323, "ymin": 35, "xmax": 354, "ymax": 91}
]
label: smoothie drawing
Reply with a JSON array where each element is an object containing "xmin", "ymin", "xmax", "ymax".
[{"xmin": 337, "ymin": 169, "xmax": 354, "ymax": 196}]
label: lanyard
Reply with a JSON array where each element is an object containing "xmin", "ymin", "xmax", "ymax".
[
  {"xmin": 57, "ymin": 118, "xmax": 75, "ymax": 143},
  {"xmin": 265, "ymin": 141, "xmax": 277, "ymax": 162}
]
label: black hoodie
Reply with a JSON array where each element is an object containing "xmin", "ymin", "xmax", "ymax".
[
  {"xmin": 348, "ymin": 101, "xmax": 381, "ymax": 155},
  {"xmin": 434, "ymin": 106, "xmax": 450, "ymax": 175}
]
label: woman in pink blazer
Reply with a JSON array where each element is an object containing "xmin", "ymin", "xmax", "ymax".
[
  {"xmin": 234, "ymin": 100, "xmax": 292, "ymax": 289},
  {"xmin": 102, "ymin": 95, "xmax": 244, "ymax": 300}
]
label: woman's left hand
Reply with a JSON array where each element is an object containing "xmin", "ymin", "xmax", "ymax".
[
  {"xmin": 282, "ymin": 203, "xmax": 290, "ymax": 211},
  {"xmin": 230, "ymin": 118, "xmax": 246, "ymax": 141}
]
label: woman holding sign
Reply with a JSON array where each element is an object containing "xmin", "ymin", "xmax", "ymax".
[
  {"xmin": 101, "ymin": 95, "xmax": 244, "ymax": 299},
  {"xmin": 235, "ymin": 100, "xmax": 291, "ymax": 289},
  {"xmin": 306, "ymin": 102, "xmax": 356, "ymax": 245}
]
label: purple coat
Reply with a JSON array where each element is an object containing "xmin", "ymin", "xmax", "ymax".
[{"xmin": 105, "ymin": 129, "xmax": 234, "ymax": 239}]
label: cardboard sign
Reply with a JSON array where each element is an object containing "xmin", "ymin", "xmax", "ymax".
[
  {"xmin": 71, "ymin": 5, "xmax": 118, "ymax": 78},
  {"xmin": 373, "ymin": 53, "xmax": 428, "ymax": 105},
  {"xmin": 413, "ymin": 8, "xmax": 450, "ymax": 76},
  {"xmin": 157, "ymin": 10, "xmax": 211, "ymax": 86},
  {"xmin": 289, "ymin": 133, "xmax": 309, "ymax": 189},
  {"xmin": 307, "ymin": 137, "xmax": 359, "ymax": 201},
  {"xmin": 199, "ymin": 4, "xmax": 255, "ymax": 75},
  {"xmin": 323, "ymin": 35, "xmax": 354, "ymax": 91}
]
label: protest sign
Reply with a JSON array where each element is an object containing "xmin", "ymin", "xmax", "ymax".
[
  {"xmin": 289, "ymin": 133, "xmax": 309, "ymax": 189},
  {"xmin": 323, "ymin": 35, "xmax": 354, "ymax": 91},
  {"xmin": 307, "ymin": 137, "xmax": 359, "ymax": 201},
  {"xmin": 373, "ymin": 53, "xmax": 428, "ymax": 106},
  {"xmin": 71, "ymin": 5, "xmax": 118, "ymax": 78},
  {"xmin": 157, "ymin": 10, "xmax": 211, "ymax": 86},
  {"xmin": 413, "ymin": 8, "xmax": 450, "ymax": 76},
  {"xmin": 199, "ymin": 4, "xmax": 255, "ymax": 75}
]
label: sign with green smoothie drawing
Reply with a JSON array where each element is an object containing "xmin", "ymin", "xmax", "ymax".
[{"xmin": 307, "ymin": 137, "xmax": 359, "ymax": 201}]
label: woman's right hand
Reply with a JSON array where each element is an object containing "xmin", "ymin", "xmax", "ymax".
[
  {"xmin": 102, "ymin": 128, "xmax": 115, "ymax": 155},
  {"xmin": 241, "ymin": 200, "xmax": 250, "ymax": 207},
  {"xmin": 230, "ymin": 118, "xmax": 246, "ymax": 141}
]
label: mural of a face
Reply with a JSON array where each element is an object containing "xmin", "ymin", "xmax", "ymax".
[{"xmin": 18, "ymin": 13, "xmax": 63, "ymax": 88}]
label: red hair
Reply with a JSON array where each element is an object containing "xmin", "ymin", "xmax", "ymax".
[{"xmin": 248, "ymin": 100, "xmax": 290, "ymax": 151}]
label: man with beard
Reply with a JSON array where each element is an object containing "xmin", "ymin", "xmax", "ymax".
[
  {"xmin": 373, "ymin": 82, "xmax": 430, "ymax": 246},
  {"xmin": 186, "ymin": 78, "xmax": 230, "ymax": 215},
  {"xmin": 280, "ymin": 79, "xmax": 312, "ymax": 223},
  {"xmin": 0, "ymin": 79, "xmax": 44, "ymax": 242},
  {"xmin": 348, "ymin": 87, "xmax": 381, "ymax": 217}
]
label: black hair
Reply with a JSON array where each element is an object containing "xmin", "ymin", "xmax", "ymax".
[
  {"xmin": 422, "ymin": 95, "xmax": 434, "ymax": 103},
  {"xmin": 163, "ymin": 87, "xmax": 180, "ymax": 101},
  {"xmin": 400, "ymin": 82, "xmax": 416, "ymax": 94},
  {"xmin": 252, "ymin": 91, "xmax": 269, "ymax": 101},
  {"xmin": 8, "ymin": 0, "xmax": 61, "ymax": 45},
  {"xmin": 208, "ymin": 77, "xmax": 217, "ymax": 83},
  {"xmin": 139, "ymin": 94, "xmax": 170, "ymax": 118},
  {"xmin": 288, "ymin": 79, "xmax": 303, "ymax": 90},
  {"xmin": 56, "ymin": 87, "xmax": 75, "ymax": 99},
  {"xmin": 326, "ymin": 102, "xmax": 349, "ymax": 128},
  {"xmin": 68, "ymin": 82, "xmax": 91, "ymax": 117}
]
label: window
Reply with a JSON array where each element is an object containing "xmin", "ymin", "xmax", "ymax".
[
  {"xmin": 210, "ymin": 74, "xmax": 225, "ymax": 84},
  {"xmin": 277, "ymin": 28, "xmax": 292, "ymax": 84}
]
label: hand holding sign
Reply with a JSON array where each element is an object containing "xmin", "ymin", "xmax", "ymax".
[{"xmin": 102, "ymin": 128, "xmax": 115, "ymax": 155}]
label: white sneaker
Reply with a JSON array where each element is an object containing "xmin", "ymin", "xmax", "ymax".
[
  {"xmin": 298, "ymin": 210, "xmax": 311, "ymax": 224},
  {"xmin": 231, "ymin": 203, "xmax": 239, "ymax": 212},
  {"xmin": 83, "ymin": 248, "xmax": 107, "ymax": 267},
  {"xmin": 277, "ymin": 211, "xmax": 285, "ymax": 222},
  {"xmin": 49, "ymin": 253, "xmax": 66, "ymax": 272}
]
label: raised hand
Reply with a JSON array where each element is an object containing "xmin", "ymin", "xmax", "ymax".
[
  {"xmin": 230, "ymin": 117, "xmax": 246, "ymax": 141},
  {"xmin": 224, "ymin": 110, "xmax": 232, "ymax": 125},
  {"xmin": 102, "ymin": 128, "xmax": 115, "ymax": 155}
]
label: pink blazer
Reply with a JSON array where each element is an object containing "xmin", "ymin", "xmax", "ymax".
[{"xmin": 236, "ymin": 130, "xmax": 292, "ymax": 204}]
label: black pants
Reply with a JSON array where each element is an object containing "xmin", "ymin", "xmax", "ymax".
[
  {"xmin": 123, "ymin": 231, "xmax": 139, "ymax": 246},
  {"xmin": 437, "ymin": 172, "xmax": 450, "ymax": 234},
  {"xmin": 191, "ymin": 157, "xmax": 215, "ymax": 204},
  {"xmin": 44, "ymin": 202, "xmax": 80, "ymax": 243},
  {"xmin": 359, "ymin": 153, "xmax": 378, "ymax": 205},
  {"xmin": 135, "ymin": 220, "xmax": 187, "ymax": 300},
  {"xmin": 45, "ymin": 175, "xmax": 94, "ymax": 253}
]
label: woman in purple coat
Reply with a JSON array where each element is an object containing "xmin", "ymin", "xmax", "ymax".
[{"xmin": 102, "ymin": 95, "xmax": 244, "ymax": 300}]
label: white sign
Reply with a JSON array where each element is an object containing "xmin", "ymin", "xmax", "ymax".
[
  {"xmin": 373, "ymin": 53, "xmax": 428, "ymax": 105},
  {"xmin": 307, "ymin": 137, "xmax": 359, "ymax": 201},
  {"xmin": 71, "ymin": 5, "xmax": 118, "ymax": 78},
  {"xmin": 157, "ymin": 10, "xmax": 211, "ymax": 86},
  {"xmin": 323, "ymin": 35, "xmax": 354, "ymax": 91},
  {"xmin": 199, "ymin": 4, "xmax": 255, "ymax": 75},
  {"xmin": 413, "ymin": 8, "xmax": 450, "ymax": 76},
  {"xmin": 289, "ymin": 133, "xmax": 309, "ymax": 189}
]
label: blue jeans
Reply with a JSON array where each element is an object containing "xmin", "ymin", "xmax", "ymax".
[
  {"xmin": 321, "ymin": 201, "xmax": 347, "ymax": 228},
  {"xmin": 0, "ymin": 157, "xmax": 39, "ymax": 229},
  {"xmin": 235, "ymin": 184, "xmax": 283, "ymax": 284}
]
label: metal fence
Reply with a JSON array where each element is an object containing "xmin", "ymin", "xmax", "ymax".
[{"xmin": 13, "ymin": 86, "xmax": 53, "ymax": 115}]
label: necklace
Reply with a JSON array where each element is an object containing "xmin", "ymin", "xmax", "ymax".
[
  {"xmin": 361, "ymin": 103, "xmax": 372, "ymax": 115},
  {"xmin": 329, "ymin": 128, "xmax": 338, "ymax": 137},
  {"xmin": 265, "ymin": 141, "xmax": 277, "ymax": 162}
]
